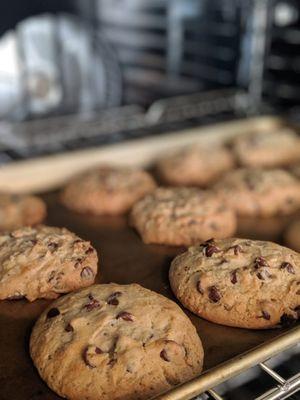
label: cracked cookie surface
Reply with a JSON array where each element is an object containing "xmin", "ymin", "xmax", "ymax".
[
  {"xmin": 214, "ymin": 168, "xmax": 300, "ymax": 217},
  {"xmin": 156, "ymin": 144, "xmax": 234, "ymax": 187},
  {"xmin": 0, "ymin": 192, "xmax": 46, "ymax": 231},
  {"xmin": 130, "ymin": 187, "xmax": 236, "ymax": 246},
  {"xmin": 169, "ymin": 238, "xmax": 300, "ymax": 329},
  {"xmin": 61, "ymin": 165, "xmax": 156, "ymax": 215},
  {"xmin": 232, "ymin": 128, "xmax": 300, "ymax": 167},
  {"xmin": 0, "ymin": 226, "xmax": 98, "ymax": 301},
  {"xmin": 30, "ymin": 283, "xmax": 203, "ymax": 400}
]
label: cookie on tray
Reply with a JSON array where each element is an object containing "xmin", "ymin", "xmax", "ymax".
[
  {"xmin": 156, "ymin": 144, "xmax": 234, "ymax": 187},
  {"xmin": 61, "ymin": 165, "xmax": 156, "ymax": 216},
  {"xmin": 232, "ymin": 128, "xmax": 300, "ymax": 168},
  {"xmin": 169, "ymin": 238, "xmax": 300, "ymax": 329},
  {"xmin": 30, "ymin": 283, "xmax": 203, "ymax": 400},
  {"xmin": 0, "ymin": 226, "xmax": 98, "ymax": 301},
  {"xmin": 284, "ymin": 219, "xmax": 300, "ymax": 253},
  {"xmin": 0, "ymin": 193, "xmax": 46, "ymax": 231},
  {"xmin": 213, "ymin": 168, "xmax": 300, "ymax": 217},
  {"xmin": 130, "ymin": 187, "xmax": 236, "ymax": 246}
]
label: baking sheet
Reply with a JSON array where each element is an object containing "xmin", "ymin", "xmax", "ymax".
[
  {"xmin": 0, "ymin": 116, "xmax": 299, "ymax": 400},
  {"xmin": 0, "ymin": 192, "xmax": 299, "ymax": 400}
]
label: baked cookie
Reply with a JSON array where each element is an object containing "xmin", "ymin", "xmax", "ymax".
[
  {"xmin": 61, "ymin": 166, "xmax": 156, "ymax": 216},
  {"xmin": 284, "ymin": 219, "xmax": 300, "ymax": 253},
  {"xmin": 156, "ymin": 144, "xmax": 234, "ymax": 187},
  {"xmin": 214, "ymin": 168, "xmax": 300, "ymax": 217},
  {"xmin": 0, "ymin": 192, "xmax": 46, "ymax": 231},
  {"xmin": 30, "ymin": 283, "xmax": 203, "ymax": 400},
  {"xmin": 0, "ymin": 226, "xmax": 98, "ymax": 301},
  {"xmin": 130, "ymin": 187, "xmax": 236, "ymax": 246},
  {"xmin": 169, "ymin": 238, "xmax": 300, "ymax": 329},
  {"xmin": 232, "ymin": 128, "xmax": 300, "ymax": 168}
]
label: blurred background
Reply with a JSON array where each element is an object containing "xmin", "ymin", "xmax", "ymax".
[{"xmin": 0, "ymin": 0, "xmax": 299, "ymax": 162}]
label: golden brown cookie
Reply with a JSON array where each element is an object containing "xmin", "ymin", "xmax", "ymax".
[
  {"xmin": 0, "ymin": 226, "xmax": 98, "ymax": 301},
  {"xmin": 130, "ymin": 187, "xmax": 236, "ymax": 246},
  {"xmin": 156, "ymin": 144, "xmax": 234, "ymax": 187},
  {"xmin": 61, "ymin": 166, "xmax": 156, "ymax": 216},
  {"xmin": 30, "ymin": 283, "xmax": 203, "ymax": 400},
  {"xmin": 232, "ymin": 128, "xmax": 300, "ymax": 168},
  {"xmin": 0, "ymin": 193, "xmax": 46, "ymax": 231},
  {"xmin": 169, "ymin": 238, "xmax": 300, "ymax": 329},
  {"xmin": 214, "ymin": 168, "xmax": 300, "ymax": 217}
]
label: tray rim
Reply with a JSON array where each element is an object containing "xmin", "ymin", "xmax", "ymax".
[{"xmin": 156, "ymin": 326, "xmax": 300, "ymax": 399}]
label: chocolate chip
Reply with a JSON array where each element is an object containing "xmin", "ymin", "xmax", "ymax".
[
  {"xmin": 85, "ymin": 247, "xmax": 94, "ymax": 255},
  {"xmin": 95, "ymin": 347, "xmax": 103, "ymax": 354},
  {"xmin": 47, "ymin": 308, "xmax": 60, "ymax": 319},
  {"xmin": 256, "ymin": 269, "xmax": 271, "ymax": 280},
  {"xmin": 81, "ymin": 267, "xmax": 94, "ymax": 279},
  {"xmin": 230, "ymin": 270, "xmax": 238, "ymax": 284},
  {"xmin": 107, "ymin": 292, "xmax": 122, "ymax": 305},
  {"xmin": 203, "ymin": 243, "xmax": 221, "ymax": 257},
  {"xmin": 280, "ymin": 262, "xmax": 295, "ymax": 274},
  {"xmin": 117, "ymin": 311, "xmax": 134, "ymax": 322},
  {"xmin": 254, "ymin": 257, "xmax": 269, "ymax": 269},
  {"xmin": 65, "ymin": 323, "xmax": 74, "ymax": 332},
  {"xmin": 196, "ymin": 280, "xmax": 204, "ymax": 294},
  {"xmin": 280, "ymin": 314, "xmax": 296, "ymax": 327},
  {"xmin": 48, "ymin": 242, "xmax": 58, "ymax": 252},
  {"xmin": 84, "ymin": 295, "xmax": 100, "ymax": 312},
  {"xmin": 229, "ymin": 245, "xmax": 242, "ymax": 255},
  {"xmin": 160, "ymin": 349, "xmax": 170, "ymax": 362},
  {"xmin": 261, "ymin": 310, "xmax": 270, "ymax": 320},
  {"xmin": 208, "ymin": 286, "xmax": 221, "ymax": 303},
  {"xmin": 83, "ymin": 347, "xmax": 95, "ymax": 369}
]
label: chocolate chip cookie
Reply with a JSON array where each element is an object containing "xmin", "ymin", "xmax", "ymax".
[
  {"xmin": 169, "ymin": 238, "xmax": 300, "ymax": 329},
  {"xmin": 284, "ymin": 219, "xmax": 300, "ymax": 252},
  {"xmin": 61, "ymin": 165, "xmax": 156, "ymax": 215},
  {"xmin": 0, "ymin": 226, "xmax": 98, "ymax": 301},
  {"xmin": 30, "ymin": 283, "xmax": 203, "ymax": 400},
  {"xmin": 214, "ymin": 168, "xmax": 300, "ymax": 217},
  {"xmin": 232, "ymin": 128, "xmax": 300, "ymax": 167},
  {"xmin": 130, "ymin": 187, "xmax": 237, "ymax": 246},
  {"xmin": 0, "ymin": 193, "xmax": 46, "ymax": 231},
  {"xmin": 156, "ymin": 144, "xmax": 234, "ymax": 187}
]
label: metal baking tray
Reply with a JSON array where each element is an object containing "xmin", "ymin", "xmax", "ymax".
[{"xmin": 0, "ymin": 116, "xmax": 299, "ymax": 400}]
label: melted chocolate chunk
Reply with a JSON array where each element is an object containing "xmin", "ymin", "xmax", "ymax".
[
  {"xmin": 47, "ymin": 308, "xmax": 60, "ymax": 319},
  {"xmin": 203, "ymin": 242, "xmax": 221, "ymax": 257},
  {"xmin": 261, "ymin": 310, "xmax": 271, "ymax": 320},
  {"xmin": 65, "ymin": 323, "xmax": 74, "ymax": 332},
  {"xmin": 254, "ymin": 256, "xmax": 269, "ymax": 269},
  {"xmin": 48, "ymin": 242, "xmax": 59, "ymax": 252},
  {"xmin": 230, "ymin": 270, "xmax": 238, "ymax": 284},
  {"xmin": 208, "ymin": 286, "xmax": 221, "ymax": 303},
  {"xmin": 117, "ymin": 311, "xmax": 134, "ymax": 322},
  {"xmin": 84, "ymin": 295, "xmax": 100, "ymax": 312},
  {"xmin": 160, "ymin": 349, "xmax": 170, "ymax": 362},
  {"xmin": 280, "ymin": 262, "xmax": 295, "ymax": 274},
  {"xmin": 107, "ymin": 292, "xmax": 122, "ymax": 306}
]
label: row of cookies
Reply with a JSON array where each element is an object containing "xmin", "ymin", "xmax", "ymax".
[
  {"xmin": 1, "ymin": 164, "xmax": 300, "ymax": 248},
  {"xmin": 156, "ymin": 127, "xmax": 300, "ymax": 187}
]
